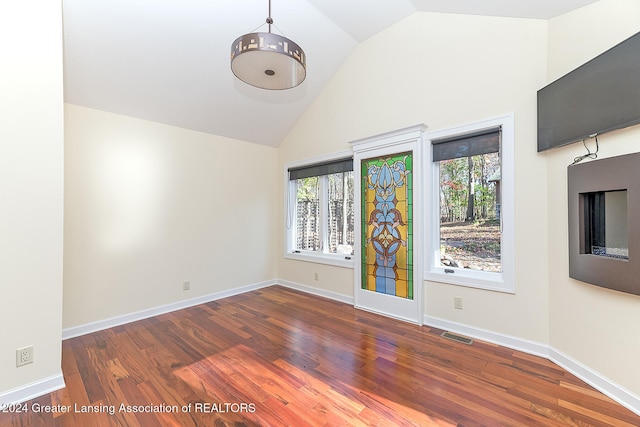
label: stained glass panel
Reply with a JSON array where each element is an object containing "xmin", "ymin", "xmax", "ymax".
[{"xmin": 361, "ymin": 152, "xmax": 413, "ymax": 299}]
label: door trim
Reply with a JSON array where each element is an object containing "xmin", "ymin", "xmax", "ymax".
[{"xmin": 350, "ymin": 124, "xmax": 426, "ymax": 325}]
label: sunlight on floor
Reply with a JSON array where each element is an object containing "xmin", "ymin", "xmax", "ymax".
[{"xmin": 175, "ymin": 344, "xmax": 456, "ymax": 426}]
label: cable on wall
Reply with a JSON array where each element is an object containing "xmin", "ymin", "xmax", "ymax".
[{"xmin": 571, "ymin": 134, "xmax": 599, "ymax": 165}]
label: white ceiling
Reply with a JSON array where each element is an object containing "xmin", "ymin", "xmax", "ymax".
[{"xmin": 62, "ymin": 0, "xmax": 599, "ymax": 147}]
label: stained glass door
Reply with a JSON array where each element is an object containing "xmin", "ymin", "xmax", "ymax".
[
  {"xmin": 350, "ymin": 126, "xmax": 425, "ymax": 325},
  {"xmin": 362, "ymin": 153, "xmax": 413, "ymax": 298}
]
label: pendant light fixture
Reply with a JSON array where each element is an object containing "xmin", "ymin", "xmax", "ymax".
[{"xmin": 230, "ymin": 0, "xmax": 306, "ymax": 90}]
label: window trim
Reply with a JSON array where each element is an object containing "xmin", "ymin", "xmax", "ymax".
[
  {"xmin": 424, "ymin": 114, "xmax": 515, "ymax": 293},
  {"xmin": 284, "ymin": 150, "xmax": 355, "ymax": 269}
]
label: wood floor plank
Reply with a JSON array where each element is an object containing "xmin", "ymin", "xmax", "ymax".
[{"xmin": 1, "ymin": 285, "xmax": 638, "ymax": 426}]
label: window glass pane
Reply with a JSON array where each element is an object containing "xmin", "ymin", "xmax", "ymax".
[
  {"xmin": 327, "ymin": 172, "xmax": 354, "ymax": 254},
  {"xmin": 438, "ymin": 152, "xmax": 501, "ymax": 272},
  {"xmin": 289, "ymin": 160, "xmax": 355, "ymax": 259},
  {"xmin": 295, "ymin": 177, "xmax": 320, "ymax": 251}
]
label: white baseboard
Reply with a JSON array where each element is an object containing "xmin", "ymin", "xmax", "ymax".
[
  {"xmin": 0, "ymin": 373, "xmax": 65, "ymax": 405},
  {"xmin": 62, "ymin": 279, "xmax": 351, "ymax": 341},
  {"xmin": 62, "ymin": 280, "xmax": 276, "ymax": 340},
  {"xmin": 59, "ymin": 280, "xmax": 639, "ymax": 417},
  {"xmin": 423, "ymin": 315, "xmax": 640, "ymax": 417},
  {"xmin": 549, "ymin": 347, "xmax": 640, "ymax": 417},
  {"xmin": 277, "ymin": 279, "xmax": 354, "ymax": 305},
  {"xmin": 423, "ymin": 315, "xmax": 550, "ymax": 358}
]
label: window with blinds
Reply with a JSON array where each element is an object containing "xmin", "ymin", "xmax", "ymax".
[
  {"xmin": 286, "ymin": 157, "xmax": 355, "ymax": 263},
  {"xmin": 425, "ymin": 114, "xmax": 515, "ymax": 293}
]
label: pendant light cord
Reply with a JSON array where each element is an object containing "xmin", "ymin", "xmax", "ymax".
[
  {"xmin": 266, "ymin": 0, "xmax": 273, "ymax": 33},
  {"xmin": 248, "ymin": 0, "xmax": 286, "ymax": 36}
]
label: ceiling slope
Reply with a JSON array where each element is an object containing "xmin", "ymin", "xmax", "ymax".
[{"xmin": 62, "ymin": 0, "xmax": 598, "ymax": 147}]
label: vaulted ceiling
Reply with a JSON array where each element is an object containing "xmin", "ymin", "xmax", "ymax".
[{"xmin": 62, "ymin": 0, "xmax": 598, "ymax": 147}]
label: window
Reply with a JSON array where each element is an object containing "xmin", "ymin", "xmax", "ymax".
[
  {"xmin": 425, "ymin": 115, "xmax": 514, "ymax": 293},
  {"xmin": 285, "ymin": 153, "xmax": 355, "ymax": 267}
]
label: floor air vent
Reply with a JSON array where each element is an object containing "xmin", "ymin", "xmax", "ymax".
[{"xmin": 441, "ymin": 331, "xmax": 473, "ymax": 345}]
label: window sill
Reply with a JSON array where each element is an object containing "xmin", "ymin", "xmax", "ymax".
[
  {"xmin": 424, "ymin": 268, "xmax": 515, "ymax": 294},
  {"xmin": 284, "ymin": 251, "xmax": 354, "ymax": 269}
]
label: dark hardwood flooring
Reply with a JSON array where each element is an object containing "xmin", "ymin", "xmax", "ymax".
[{"xmin": 1, "ymin": 285, "xmax": 638, "ymax": 426}]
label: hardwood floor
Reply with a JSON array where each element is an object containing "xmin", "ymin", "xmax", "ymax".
[{"xmin": 2, "ymin": 285, "xmax": 638, "ymax": 426}]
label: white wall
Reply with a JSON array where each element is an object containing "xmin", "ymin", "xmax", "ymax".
[
  {"xmin": 278, "ymin": 12, "xmax": 550, "ymax": 342},
  {"xmin": 545, "ymin": 0, "xmax": 640, "ymax": 395},
  {"xmin": 0, "ymin": 2, "xmax": 65, "ymax": 396},
  {"xmin": 4, "ymin": 0, "xmax": 637, "ymax": 408},
  {"xmin": 64, "ymin": 105, "xmax": 278, "ymax": 328},
  {"xmin": 277, "ymin": 0, "xmax": 640, "ymax": 404}
]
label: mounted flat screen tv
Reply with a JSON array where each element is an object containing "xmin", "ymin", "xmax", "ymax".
[{"xmin": 537, "ymin": 31, "xmax": 640, "ymax": 152}]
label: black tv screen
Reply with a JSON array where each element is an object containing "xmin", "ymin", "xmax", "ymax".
[{"xmin": 537, "ymin": 31, "xmax": 640, "ymax": 152}]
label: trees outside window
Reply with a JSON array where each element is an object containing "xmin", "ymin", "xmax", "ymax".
[
  {"xmin": 285, "ymin": 155, "xmax": 355, "ymax": 267},
  {"xmin": 426, "ymin": 114, "xmax": 514, "ymax": 293}
]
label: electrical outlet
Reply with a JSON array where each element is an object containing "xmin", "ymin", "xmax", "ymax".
[
  {"xmin": 183, "ymin": 281, "xmax": 191, "ymax": 291},
  {"xmin": 454, "ymin": 296, "xmax": 463, "ymax": 310},
  {"xmin": 314, "ymin": 272, "xmax": 319, "ymax": 281},
  {"xmin": 16, "ymin": 346, "xmax": 34, "ymax": 367}
]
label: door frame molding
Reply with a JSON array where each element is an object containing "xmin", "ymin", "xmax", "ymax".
[{"xmin": 350, "ymin": 124, "xmax": 427, "ymax": 325}]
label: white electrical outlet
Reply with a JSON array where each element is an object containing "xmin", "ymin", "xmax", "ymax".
[
  {"xmin": 454, "ymin": 296, "xmax": 463, "ymax": 310},
  {"xmin": 183, "ymin": 281, "xmax": 191, "ymax": 291},
  {"xmin": 16, "ymin": 346, "xmax": 34, "ymax": 367},
  {"xmin": 314, "ymin": 272, "xmax": 319, "ymax": 281}
]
